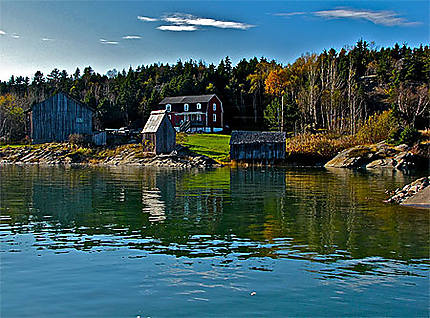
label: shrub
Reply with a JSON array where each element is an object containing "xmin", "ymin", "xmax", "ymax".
[
  {"xmin": 285, "ymin": 133, "xmax": 357, "ymax": 159},
  {"xmin": 355, "ymin": 110, "xmax": 399, "ymax": 144},
  {"xmin": 398, "ymin": 126, "xmax": 421, "ymax": 145},
  {"xmin": 69, "ymin": 134, "xmax": 88, "ymax": 146}
]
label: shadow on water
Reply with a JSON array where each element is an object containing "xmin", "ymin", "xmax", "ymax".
[{"xmin": 1, "ymin": 165, "xmax": 429, "ymax": 269}]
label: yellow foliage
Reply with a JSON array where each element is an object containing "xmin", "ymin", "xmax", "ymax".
[
  {"xmin": 286, "ymin": 133, "xmax": 357, "ymax": 158},
  {"xmin": 355, "ymin": 110, "xmax": 398, "ymax": 144}
]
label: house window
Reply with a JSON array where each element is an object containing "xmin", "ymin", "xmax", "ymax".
[
  {"xmin": 166, "ymin": 104, "xmax": 171, "ymax": 112},
  {"xmin": 213, "ymin": 103, "xmax": 216, "ymax": 111},
  {"xmin": 184, "ymin": 104, "xmax": 189, "ymax": 111},
  {"xmin": 197, "ymin": 103, "xmax": 201, "ymax": 109},
  {"xmin": 213, "ymin": 114, "xmax": 216, "ymax": 122},
  {"xmin": 168, "ymin": 115, "xmax": 171, "ymax": 120}
]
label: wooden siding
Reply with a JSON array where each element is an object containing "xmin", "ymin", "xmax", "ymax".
[
  {"xmin": 230, "ymin": 142, "xmax": 285, "ymax": 161},
  {"xmin": 143, "ymin": 113, "xmax": 176, "ymax": 154},
  {"xmin": 31, "ymin": 93, "xmax": 93, "ymax": 143}
]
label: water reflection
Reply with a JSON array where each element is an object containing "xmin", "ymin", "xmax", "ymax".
[{"xmin": 0, "ymin": 165, "xmax": 428, "ymax": 266}]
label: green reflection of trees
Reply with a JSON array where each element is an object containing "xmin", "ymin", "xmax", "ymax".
[{"xmin": 1, "ymin": 165, "xmax": 428, "ymax": 262}]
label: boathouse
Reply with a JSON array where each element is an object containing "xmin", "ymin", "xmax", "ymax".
[
  {"xmin": 28, "ymin": 92, "xmax": 94, "ymax": 143},
  {"xmin": 142, "ymin": 110, "xmax": 176, "ymax": 154},
  {"xmin": 229, "ymin": 131, "xmax": 286, "ymax": 162}
]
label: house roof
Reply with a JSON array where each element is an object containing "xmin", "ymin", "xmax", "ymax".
[
  {"xmin": 27, "ymin": 92, "xmax": 95, "ymax": 113},
  {"xmin": 230, "ymin": 131, "xmax": 286, "ymax": 145},
  {"xmin": 159, "ymin": 94, "xmax": 217, "ymax": 104},
  {"xmin": 142, "ymin": 110, "xmax": 168, "ymax": 133}
]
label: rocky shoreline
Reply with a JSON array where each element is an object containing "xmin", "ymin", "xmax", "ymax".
[
  {"xmin": 0, "ymin": 143, "xmax": 221, "ymax": 169},
  {"xmin": 325, "ymin": 142, "xmax": 429, "ymax": 171},
  {"xmin": 385, "ymin": 176, "xmax": 430, "ymax": 208}
]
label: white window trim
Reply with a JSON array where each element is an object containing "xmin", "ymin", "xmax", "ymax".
[
  {"xmin": 213, "ymin": 114, "xmax": 216, "ymax": 122},
  {"xmin": 184, "ymin": 103, "xmax": 189, "ymax": 111},
  {"xmin": 197, "ymin": 103, "xmax": 201, "ymax": 109},
  {"xmin": 213, "ymin": 103, "xmax": 216, "ymax": 111},
  {"xmin": 166, "ymin": 104, "xmax": 171, "ymax": 112}
]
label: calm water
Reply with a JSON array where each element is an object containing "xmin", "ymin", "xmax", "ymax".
[{"xmin": 0, "ymin": 165, "xmax": 429, "ymax": 317}]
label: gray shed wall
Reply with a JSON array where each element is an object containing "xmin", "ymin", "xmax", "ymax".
[
  {"xmin": 143, "ymin": 115, "xmax": 176, "ymax": 154},
  {"xmin": 31, "ymin": 93, "xmax": 93, "ymax": 143},
  {"xmin": 230, "ymin": 142, "xmax": 285, "ymax": 161}
]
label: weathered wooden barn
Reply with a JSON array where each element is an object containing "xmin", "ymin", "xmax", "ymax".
[
  {"xmin": 229, "ymin": 131, "xmax": 286, "ymax": 162},
  {"xmin": 28, "ymin": 92, "xmax": 94, "ymax": 143},
  {"xmin": 142, "ymin": 110, "xmax": 176, "ymax": 154}
]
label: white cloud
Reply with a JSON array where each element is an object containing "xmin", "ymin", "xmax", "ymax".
[
  {"xmin": 163, "ymin": 13, "xmax": 255, "ymax": 30},
  {"xmin": 275, "ymin": 8, "xmax": 419, "ymax": 26},
  {"xmin": 99, "ymin": 38, "xmax": 119, "ymax": 45},
  {"xmin": 122, "ymin": 35, "xmax": 142, "ymax": 39},
  {"xmin": 157, "ymin": 25, "xmax": 198, "ymax": 32},
  {"xmin": 137, "ymin": 16, "xmax": 158, "ymax": 22},
  {"xmin": 0, "ymin": 30, "xmax": 6, "ymax": 35},
  {"xmin": 41, "ymin": 37, "xmax": 54, "ymax": 41},
  {"xmin": 315, "ymin": 9, "xmax": 418, "ymax": 26},
  {"xmin": 11, "ymin": 34, "xmax": 20, "ymax": 39}
]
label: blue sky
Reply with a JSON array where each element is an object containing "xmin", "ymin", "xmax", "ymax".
[{"xmin": 0, "ymin": 1, "xmax": 428, "ymax": 81}]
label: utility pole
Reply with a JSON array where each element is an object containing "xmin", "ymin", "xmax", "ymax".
[{"xmin": 281, "ymin": 95, "xmax": 284, "ymax": 132}]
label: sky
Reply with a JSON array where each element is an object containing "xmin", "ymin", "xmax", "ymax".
[{"xmin": 0, "ymin": 0, "xmax": 428, "ymax": 81}]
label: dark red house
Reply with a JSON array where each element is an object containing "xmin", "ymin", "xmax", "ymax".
[{"xmin": 157, "ymin": 94, "xmax": 223, "ymax": 132}]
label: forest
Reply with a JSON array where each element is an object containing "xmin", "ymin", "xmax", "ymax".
[{"xmin": 0, "ymin": 40, "xmax": 429, "ymax": 143}]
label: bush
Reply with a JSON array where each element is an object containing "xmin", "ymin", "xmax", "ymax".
[
  {"xmin": 398, "ymin": 126, "xmax": 421, "ymax": 145},
  {"xmin": 69, "ymin": 134, "xmax": 89, "ymax": 146},
  {"xmin": 285, "ymin": 133, "xmax": 357, "ymax": 158},
  {"xmin": 355, "ymin": 110, "xmax": 399, "ymax": 144}
]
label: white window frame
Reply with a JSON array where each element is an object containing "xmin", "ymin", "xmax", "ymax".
[
  {"xmin": 213, "ymin": 114, "xmax": 216, "ymax": 122},
  {"xmin": 213, "ymin": 103, "xmax": 216, "ymax": 111},
  {"xmin": 184, "ymin": 103, "xmax": 189, "ymax": 111},
  {"xmin": 166, "ymin": 104, "xmax": 171, "ymax": 112},
  {"xmin": 197, "ymin": 114, "xmax": 201, "ymax": 121},
  {"xmin": 197, "ymin": 103, "xmax": 201, "ymax": 110}
]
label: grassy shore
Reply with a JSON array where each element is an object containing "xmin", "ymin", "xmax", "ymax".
[{"xmin": 177, "ymin": 133, "xmax": 231, "ymax": 163}]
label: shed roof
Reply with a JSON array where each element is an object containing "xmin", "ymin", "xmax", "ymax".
[
  {"xmin": 142, "ymin": 110, "xmax": 168, "ymax": 133},
  {"xmin": 230, "ymin": 131, "xmax": 286, "ymax": 145},
  {"xmin": 159, "ymin": 94, "xmax": 217, "ymax": 104},
  {"xmin": 27, "ymin": 92, "xmax": 95, "ymax": 113}
]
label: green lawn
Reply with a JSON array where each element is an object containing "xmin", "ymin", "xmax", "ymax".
[{"xmin": 179, "ymin": 133, "xmax": 231, "ymax": 162}]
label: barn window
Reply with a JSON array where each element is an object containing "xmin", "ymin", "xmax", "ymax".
[
  {"xmin": 213, "ymin": 114, "xmax": 216, "ymax": 122},
  {"xmin": 166, "ymin": 104, "xmax": 171, "ymax": 112},
  {"xmin": 184, "ymin": 104, "xmax": 189, "ymax": 111},
  {"xmin": 197, "ymin": 103, "xmax": 201, "ymax": 109},
  {"xmin": 76, "ymin": 118, "xmax": 83, "ymax": 123},
  {"xmin": 213, "ymin": 103, "xmax": 216, "ymax": 111}
]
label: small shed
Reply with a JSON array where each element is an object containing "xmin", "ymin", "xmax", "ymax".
[
  {"xmin": 142, "ymin": 110, "xmax": 176, "ymax": 154},
  {"xmin": 229, "ymin": 131, "xmax": 286, "ymax": 162},
  {"xmin": 28, "ymin": 92, "xmax": 94, "ymax": 143}
]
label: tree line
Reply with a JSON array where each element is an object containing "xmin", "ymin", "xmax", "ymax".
[{"xmin": 0, "ymin": 40, "xmax": 429, "ymax": 142}]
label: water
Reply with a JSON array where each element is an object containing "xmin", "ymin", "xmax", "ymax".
[{"xmin": 1, "ymin": 165, "xmax": 428, "ymax": 317}]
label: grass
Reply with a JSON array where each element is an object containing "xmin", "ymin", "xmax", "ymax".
[{"xmin": 178, "ymin": 133, "xmax": 231, "ymax": 163}]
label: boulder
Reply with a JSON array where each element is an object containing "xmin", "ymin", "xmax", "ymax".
[
  {"xmin": 385, "ymin": 176, "xmax": 429, "ymax": 207},
  {"xmin": 325, "ymin": 145, "xmax": 377, "ymax": 168}
]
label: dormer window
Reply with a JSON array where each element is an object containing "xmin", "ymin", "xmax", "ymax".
[
  {"xmin": 213, "ymin": 103, "xmax": 216, "ymax": 111},
  {"xmin": 166, "ymin": 104, "xmax": 171, "ymax": 112},
  {"xmin": 197, "ymin": 103, "xmax": 201, "ymax": 110},
  {"xmin": 184, "ymin": 103, "xmax": 189, "ymax": 111}
]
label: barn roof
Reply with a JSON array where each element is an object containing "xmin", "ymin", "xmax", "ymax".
[
  {"xmin": 142, "ymin": 110, "xmax": 168, "ymax": 133},
  {"xmin": 159, "ymin": 94, "xmax": 217, "ymax": 104},
  {"xmin": 230, "ymin": 131, "xmax": 286, "ymax": 145},
  {"xmin": 27, "ymin": 92, "xmax": 95, "ymax": 113}
]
